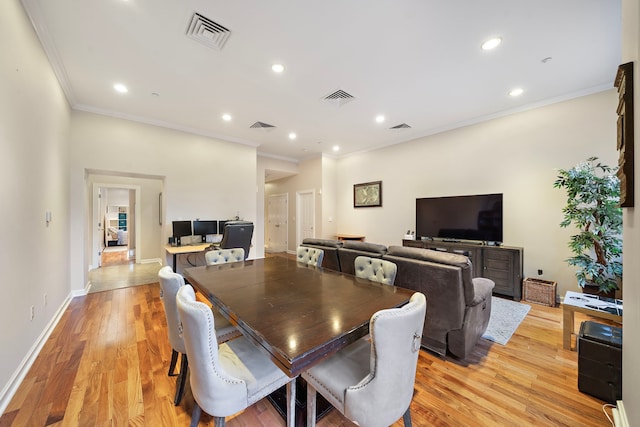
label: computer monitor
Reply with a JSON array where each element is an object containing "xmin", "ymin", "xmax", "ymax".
[
  {"xmin": 193, "ymin": 220, "xmax": 218, "ymax": 242},
  {"xmin": 172, "ymin": 220, "xmax": 192, "ymax": 245},
  {"xmin": 218, "ymin": 220, "xmax": 228, "ymax": 234}
]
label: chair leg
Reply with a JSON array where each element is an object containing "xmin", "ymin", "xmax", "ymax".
[
  {"xmin": 213, "ymin": 416, "xmax": 226, "ymax": 427},
  {"xmin": 174, "ymin": 353, "xmax": 189, "ymax": 405},
  {"xmin": 168, "ymin": 349, "xmax": 179, "ymax": 376},
  {"xmin": 402, "ymin": 407, "xmax": 412, "ymax": 427},
  {"xmin": 190, "ymin": 402, "xmax": 202, "ymax": 427},
  {"xmin": 286, "ymin": 377, "xmax": 296, "ymax": 427},
  {"xmin": 306, "ymin": 384, "xmax": 317, "ymax": 427}
]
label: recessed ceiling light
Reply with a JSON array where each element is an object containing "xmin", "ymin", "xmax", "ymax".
[
  {"xmin": 113, "ymin": 83, "xmax": 128, "ymax": 93},
  {"xmin": 509, "ymin": 87, "xmax": 524, "ymax": 97},
  {"xmin": 288, "ymin": 132, "xmax": 297, "ymax": 140},
  {"xmin": 481, "ymin": 37, "xmax": 502, "ymax": 51},
  {"xmin": 222, "ymin": 114, "xmax": 232, "ymax": 121},
  {"xmin": 332, "ymin": 145, "xmax": 340, "ymax": 152},
  {"xmin": 272, "ymin": 63, "xmax": 285, "ymax": 73},
  {"xmin": 375, "ymin": 115, "xmax": 385, "ymax": 123}
]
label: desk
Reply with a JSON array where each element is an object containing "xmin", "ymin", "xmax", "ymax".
[
  {"xmin": 336, "ymin": 233, "xmax": 365, "ymax": 241},
  {"xmin": 563, "ymin": 290, "xmax": 622, "ymax": 350},
  {"xmin": 184, "ymin": 257, "xmax": 413, "ymax": 376},
  {"xmin": 165, "ymin": 243, "xmax": 212, "ymax": 273}
]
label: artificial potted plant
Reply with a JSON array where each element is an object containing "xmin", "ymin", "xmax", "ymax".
[{"xmin": 553, "ymin": 157, "xmax": 623, "ymax": 296}]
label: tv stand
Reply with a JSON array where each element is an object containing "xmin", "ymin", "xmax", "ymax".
[{"xmin": 403, "ymin": 239, "xmax": 523, "ymax": 301}]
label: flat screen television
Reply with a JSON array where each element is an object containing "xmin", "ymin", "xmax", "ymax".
[
  {"xmin": 193, "ymin": 220, "xmax": 218, "ymax": 239},
  {"xmin": 172, "ymin": 220, "xmax": 192, "ymax": 238},
  {"xmin": 416, "ymin": 193, "xmax": 503, "ymax": 243}
]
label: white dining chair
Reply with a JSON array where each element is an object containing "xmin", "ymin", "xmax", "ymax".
[
  {"xmin": 205, "ymin": 248, "xmax": 245, "ymax": 265},
  {"xmin": 302, "ymin": 292, "xmax": 426, "ymax": 427},
  {"xmin": 354, "ymin": 255, "xmax": 397, "ymax": 285},
  {"xmin": 176, "ymin": 284, "xmax": 297, "ymax": 427},
  {"xmin": 296, "ymin": 246, "xmax": 324, "ymax": 267},
  {"xmin": 158, "ymin": 266, "xmax": 239, "ymax": 405}
]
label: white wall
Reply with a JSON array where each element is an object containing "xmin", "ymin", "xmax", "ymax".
[
  {"xmin": 265, "ymin": 157, "xmax": 324, "ymax": 251},
  {"xmin": 621, "ymin": 0, "xmax": 639, "ymax": 420},
  {"xmin": 0, "ymin": 0, "xmax": 71, "ymax": 411},
  {"xmin": 69, "ymin": 111, "xmax": 259, "ymax": 291},
  {"xmin": 335, "ymin": 90, "xmax": 618, "ymax": 299}
]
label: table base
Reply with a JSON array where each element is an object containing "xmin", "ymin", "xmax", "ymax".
[{"xmin": 267, "ymin": 379, "xmax": 333, "ymax": 427}]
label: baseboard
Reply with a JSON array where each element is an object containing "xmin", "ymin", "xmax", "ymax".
[
  {"xmin": 0, "ymin": 293, "xmax": 72, "ymax": 415},
  {"xmin": 613, "ymin": 400, "xmax": 629, "ymax": 427},
  {"xmin": 139, "ymin": 258, "xmax": 162, "ymax": 265}
]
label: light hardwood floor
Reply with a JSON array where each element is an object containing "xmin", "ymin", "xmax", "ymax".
[{"xmin": 0, "ymin": 258, "xmax": 616, "ymax": 426}]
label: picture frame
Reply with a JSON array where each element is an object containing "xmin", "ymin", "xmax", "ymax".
[
  {"xmin": 354, "ymin": 181, "xmax": 382, "ymax": 208},
  {"xmin": 614, "ymin": 62, "xmax": 634, "ymax": 207}
]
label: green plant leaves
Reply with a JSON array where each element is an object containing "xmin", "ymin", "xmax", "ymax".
[{"xmin": 555, "ymin": 157, "xmax": 622, "ymax": 293}]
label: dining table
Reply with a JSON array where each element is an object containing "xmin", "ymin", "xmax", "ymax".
[{"xmin": 183, "ymin": 256, "xmax": 415, "ymax": 425}]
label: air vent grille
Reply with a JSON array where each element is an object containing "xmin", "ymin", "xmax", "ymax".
[
  {"xmin": 322, "ymin": 89, "xmax": 355, "ymax": 106},
  {"xmin": 390, "ymin": 123, "xmax": 411, "ymax": 129},
  {"xmin": 186, "ymin": 12, "xmax": 231, "ymax": 50},
  {"xmin": 250, "ymin": 121, "xmax": 276, "ymax": 129}
]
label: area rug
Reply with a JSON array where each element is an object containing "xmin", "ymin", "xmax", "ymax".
[{"xmin": 481, "ymin": 297, "xmax": 531, "ymax": 345}]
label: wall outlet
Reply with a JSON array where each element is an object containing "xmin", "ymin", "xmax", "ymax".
[
  {"xmin": 537, "ymin": 269, "xmax": 543, "ymax": 276},
  {"xmin": 30, "ymin": 305, "xmax": 35, "ymax": 321}
]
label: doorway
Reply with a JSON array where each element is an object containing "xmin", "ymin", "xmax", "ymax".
[
  {"xmin": 266, "ymin": 193, "xmax": 288, "ymax": 253},
  {"xmin": 296, "ymin": 189, "xmax": 315, "ymax": 247}
]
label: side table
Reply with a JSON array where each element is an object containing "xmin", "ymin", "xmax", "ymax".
[{"xmin": 562, "ymin": 290, "xmax": 622, "ymax": 350}]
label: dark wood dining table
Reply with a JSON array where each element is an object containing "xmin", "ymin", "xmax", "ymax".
[{"xmin": 183, "ymin": 256, "xmax": 415, "ymax": 377}]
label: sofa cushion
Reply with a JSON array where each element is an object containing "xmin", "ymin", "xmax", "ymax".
[
  {"xmin": 342, "ymin": 241, "xmax": 387, "ymax": 255},
  {"xmin": 302, "ymin": 238, "xmax": 343, "ymax": 248}
]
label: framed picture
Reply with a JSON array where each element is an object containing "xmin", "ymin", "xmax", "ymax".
[
  {"xmin": 354, "ymin": 181, "xmax": 382, "ymax": 207},
  {"xmin": 615, "ymin": 62, "xmax": 634, "ymax": 207}
]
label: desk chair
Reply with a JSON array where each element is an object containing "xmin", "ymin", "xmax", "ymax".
[
  {"xmin": 302, "ymin": 292, "xmax": 426, "ymax": 427},
  {"xmin": 354, "ymin": 256, "xmax": 397, "ymax": 285},
  {"xmin": 158, "ymin": 266, "xmax": 240, "ymax": 405},
  {"xmin": 205, "ymin": 248, "xmax": 245, "ymax": 265},
  {"xmin": 296, "ymin": 246, "xmax": 324, "ymax": 267},
  {"xmin": 176, "ymin": 285, "xmax": 297, "ymax": 427},
  {"xmin": 219, "ymin": 221, "xmax": 253, "ymax": 260}
]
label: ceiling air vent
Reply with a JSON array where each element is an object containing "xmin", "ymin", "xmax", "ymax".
[
  {"xmin": 322, "ymin": 89, "xmax": 355, "ymax": 107},
  {"xmin": 250, "ymin": 121, "xmax": 276, "ymax": 130},
  {"xmin": 390, "ymin": 123, "xmax": 412, "ymax": 129},
  {"xmin": 186, "ymin": 12, "xmax": 231, "ymax": 50}
]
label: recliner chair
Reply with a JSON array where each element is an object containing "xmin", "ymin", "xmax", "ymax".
[{"xmin": 219, "ymin": 221, "xmax": 253, "ymax": 260}]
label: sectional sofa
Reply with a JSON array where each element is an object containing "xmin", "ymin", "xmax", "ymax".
[{"xmin": 300, "ymin": 239, "xmax": 495, "ymax": 359}]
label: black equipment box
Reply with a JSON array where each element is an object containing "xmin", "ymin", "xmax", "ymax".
[{"xmin": 577, "ymin": 321, "xmax": 622, "ymax": 403}]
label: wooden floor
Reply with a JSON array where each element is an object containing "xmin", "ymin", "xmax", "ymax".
[{"xmin": 0, "ymin": 262, "xmax": 616, "ymax": 426}]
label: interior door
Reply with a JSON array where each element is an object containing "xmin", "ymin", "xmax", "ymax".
[
  {"xmin": 296, "ymin": 190, "xmax": 315, "ymax": 247},
  {"xmin": 267, "ymin": 193, "xmax": 288, "ymax": 252}
]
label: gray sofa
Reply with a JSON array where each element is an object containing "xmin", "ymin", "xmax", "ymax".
[
  {"xmin": 383, "ymin": 245, "xmax": 494, "ymax": 359},
  {"xmin": 337, "ymin": 241, "xmax": 388, "ymax": 276},
  {"xmin": 300, "ymin": 238, "xmax": 343, "ymax": 271}
]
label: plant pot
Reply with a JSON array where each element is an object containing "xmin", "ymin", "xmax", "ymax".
[{"xmin": 582, "ymin": 283, "xmax": 616, "ymax": 300}]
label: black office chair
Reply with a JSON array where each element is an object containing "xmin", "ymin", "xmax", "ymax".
[{"xmin": 219, "ymin": 221, "xmax": 253, "ymax": 260}]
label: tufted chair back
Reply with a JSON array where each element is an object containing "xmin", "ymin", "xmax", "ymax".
[
  {"xmin": 205, "ymin": 248, "xmax": 245, "ymax": 265},
  {"xmin": 302, "ymin": 292, "xmax": 426, "ymax": 427},
  {"xmin": 158, "ymin": 265, "xmax": 186, "ymax": 354},
  {"xmin": 176, "ymin": 285, "xmax": 296, "ymax": 425},
  {"xmin": 354, "ymin": 256, "xmax": 397, "ymax": 285},
  {"xmin": 296, "ymin": 246, "xmax": 324, "ymax": 267}
]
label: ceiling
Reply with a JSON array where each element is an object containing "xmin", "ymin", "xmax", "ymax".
[{"xmin": 22, "ymin": 0, "xmax": 621, "ymax": 163}]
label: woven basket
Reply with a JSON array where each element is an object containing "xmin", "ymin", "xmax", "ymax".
[{"xmin": 523, "ymin": 278, "xmax": 557, "ymax": 307}]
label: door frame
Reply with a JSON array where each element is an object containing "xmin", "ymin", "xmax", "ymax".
[
  {"xmin": 296, "ymin": 189, "xmax": 315, "ymax": 248},
  {"xmin": 91, "ymin": 183, "xmax": 142, "ymax": 270},
  {"xmin": 266, "ymin": 193, "xmax": 288, "ymax": 253}
]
